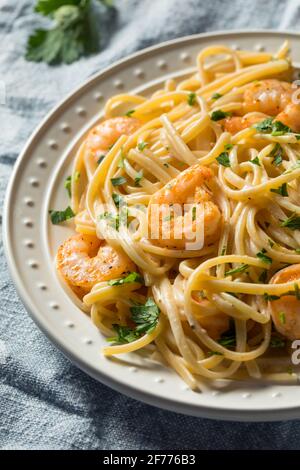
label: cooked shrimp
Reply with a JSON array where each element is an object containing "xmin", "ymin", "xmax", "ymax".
[
  {"xmin": 243, "ymin": 79, "xmax": 293, "ymax": 115},
  {"xmin": 193, "ymin": 299, "xmax": 229, "ymax": 340},
  {"xmin": 148, "ymin": 164, "xmax": 221, "ymax": 249},
  {"xmin": 224, "ymin": 79, "xmax": 300, "ymax": 133},
  {"xmin": 276, "ymin": 102, "xmax": 300, "ymax": 133},
  {"xmin": 57, "ymin": 234, "xmax": 136, "ymax": 294},
  {"xmin": 223, "ymin": 115, "xmax": 262, "ymax": 134},
  {"xmin": 268, "ymin": 264, "xmax": 300, "ymax": 340},
  {"xmin": 84, "ymin": 117, "xmax": 140, "ymax": 162}
]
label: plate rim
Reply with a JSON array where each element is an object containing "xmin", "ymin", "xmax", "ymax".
[{"xmin": 4, "ymin": 29, "xmax": 300, "ymax": 422}]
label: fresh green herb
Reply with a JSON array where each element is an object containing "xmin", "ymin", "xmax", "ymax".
[
  {"xmin": 187, "ymin": 92, "xmax": 197, "ymax": 106},
  {"xmin": 192, "ymin": 206, "xmax": 197, "ymax": 221},
  {"xmin": 294, "ymin": 283, "xmax": 300, "ymax": 300},
  {"xmin": 218, "ymin": 335, "xmax": 236, "ymax": 347},
  {"xmin": 280, "ymin": 214, "xmax": 300, "ymax": 231},
  {"xmin": 295, "ymin": 248, "xmax": 300, "ymax": 254},
  {"xmin": 250, "ymin": 156, "xmax": 261, "ymax": 166},
  {"xmin": 211, "ymin": 110, "xmax": 232, "ymax": 121},
  {"xmin": 270, "ymin": 336, "xmax": 286, "ymax": 348},
  {"xmin": 224, "ymin": 143, "xmax": 233, "ymax": 151},
  {"xmin": 212, "ymin": 93, "xmax": 222, "ymax": 100},
  {"xmin": 137, "ymin": 141, "xmax": 148, "ymax": 151},
  {"xmin": 270, "ymin": 183, "xmax": 288, "ymax": 197},
  {"xmin": 259, "ymin": 270, "xmax": 268, "ymax": 283},
  {"xmin": 111, "ymin": 176, "xmax": 127, "ymax": 186},
  {"xmin": 99, "ymin": 211, "xmax": 119, "ymax": 230},
  {"xmin": 221, "ymin": 246, "xmax": 227, "ymax": 256},
  {"xmin": 263, "ymin": 293, "xmax": 280, "ymax": 301},
  {"xmin": 256, "ymin": 249, "xmax": 272, "ymax": 265},
  {"xmin": 134, "ymin": 169, "xmax": 143, "ymax": 187},
  {"xmin": 279, "ymin": 312, "xmax": 286, "ymax": 325},
  {"xmin": 130, "ymin": 298, "xmax": 160, "ymax": 335},
  {"xmin": 64, "ymin": 175, "xmax": 72, "ymax": 197},
  {"xmin": 271, "ymin": 120, "xmax": 291, "ymax": 136},
  {"xmin": 26, "ymin": 0, "xmax": 113, "ymax": 65},
  {"xmin": 107, "ymin": 298, "xmax": 160, "ymax": 345},
  {"xmin": 270, "ymin": 143, "xmax": 283, "ymax": 166},
  {"xmin": 225, "ymin": 264, "xmax": 249, "ymax": 277},
  {"xmin": 253, "ymin": 118, "xmax": 291, "ymax": 136},
  {"xmin": 216, "ymin": 151, "xmax": 230, "ymax": 167},
  {"xmin": 49, "ymin": 206, "xmax": 75, "ymax": 224},
  {"xmin": 97, "ymin": 155, "xmax": 105, "ymax": 165},
  {"xmin": 253, "ymin": 118, "xmax": 274, "ymax": 133},
  {"xmin": 112, "ymin": 192, "xmax": 123, "ymax": 208},
  {"xmin": 163, "ymin": 214, "xmax": 173, "ymax": 222},
  {"xmin": 64, "ymin": 171, "xmax": 80, "ymax": 198},
  {"xmin": 287, "ymin": 366, "xmax": 294, "ymax": 375},
  {"xmin": 268, "ymin": 239, "xmax": 274, "ymax": 248},
  {"xmin": 108, "ymin": 325, "xmax": 139, "ymax": 344},
  {"xmin": 108, "ymin": 272, "xmax": 144, "ymax": 286},
  {"xmin": 125, "ymin": 109, "xmax": 135, "ymax": 117},
  {"xmin": 163, "ymin": 163, "xmax": 170, "ymax": 168},
  {"xmin": 207, "ymin": 351, "xmax": 223, "ymax": 356}
]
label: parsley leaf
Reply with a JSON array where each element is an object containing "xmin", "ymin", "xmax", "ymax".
[
  {"xmin": 108, "ymin": 325, "xmax": 139, "ymax": 344},
  {"xmin": 99, "ymin": 211, "xmax": 119, "ymax": 230},
  {"xmin": 107, "ymin": 298, "xmax": 160, "ymax": 345},
  {"xmin": 280, "ymin": 214, "xmax": 300, "ymax": 231},
  {"xmin": 271, "ymin": 120, "xmax": 291, "ymax": 136},
  {"xmin": 216, "ymin": 151, "xmax": 230, "ymax": 167},
  {"xmin": 111, "ymin": 176, "xmax": 127, "ymax": 186},
  {"xmin": 212, "ymin": 93, "xmax": 222, "ymax": 100},
  {"xmin": 137, "ymin": 141, "xmax": 148, "ymax": 151},
  {"xmin": 218, "ymin": 335, "xmax": 236, "ymax": 347},
  {"xmin": 225, "ymin": 264, "xmax": 249, "ymax": 277},
  {"xmin": 263, "ymin": 293, "xmax": 280, "ymax": 301},
  {"xmin": 125, "ymin": 109, "xmax": 135, "ymax": 117},
  {"xmin": 64, "ymin": 175, "xmax": 72, "ymax": 197},
  {"xmin": 259, "ymin": 269, "xmax": 268, "ymax": 283},
  {"xmin": 270, "ymin": 336, "xmax": 286, "ymax": 348},
  {"xmin": 108, "ymin": 272, "xmax": 144, "ymax": 286},
  {"xmin": 270, "ymin": 144, "xmax": 283, "ymax": 166},
  {"xmin": 224, "ymin": 143, "xmax": 233, "ymax": 151},
  {"xmin": 112, "ymin": 192, "xmax": 123, "ymax": 208},
  {"xmin": 250, "ymin": 156, "xmax": 261, "ymax": 166},
  {"xmin": 270, "ymin": 183, "xmax": 288, "ymax": 197},
  {"xmin": 187, "ymin": 92, "xmax": 197, "ymax": 106},
  {"xmin": 253, "ymin": 117, "xmax": 273, "ymax": 133},
  {"xmin": 134, "ymin": 169, "xmax": 143, "ymax": 187},
  {"xmin": 49, "ymin": 206, "xmax": 75, "ymax": 224},
  {"xmin": 254, "ymin": 118, "xmax": 291, "ymax": 136},
  {"xmin": 130, "ymin": 298, "xmax": 160, "ymax": 335},
  {"xmin": 256, "ymin": 249, "xmax": 272, "ymax": 265},
  {"xmin": 97, "ymin": 155, "xmax": 105, "ymax": 165},
  {"xmin": 279, "ymin": 312, "xmax": 286, "ymax": 325},
  {"xmin": 26, "ymin": 1, "xmax": 108, "ymax": 65},
  {"xmin": 211, "ymin": 110, "xmax": 232, "ymax": 121}
]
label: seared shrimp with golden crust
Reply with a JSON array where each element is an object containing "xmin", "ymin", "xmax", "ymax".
[
  {"xmin": 148, "ymin": 164, "xmax": 221, "ymax": 249},
  {"xmin": 57, "ymin": 234, "xmax": 136, "ymax": 295},
  {"xmin": 223, "ymin": 79, "xmax": 300, "ymax": 134},
  {"xmin": 268, "ymin": 264, "xmax": 300, "ymax": 340},
  {"xmin": 84, "ymin": 117, "xmax": 140, "ymax": 163}
]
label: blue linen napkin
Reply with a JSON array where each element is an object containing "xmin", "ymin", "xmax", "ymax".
[{"xmin": 1, "ymin": 0, "xmax": 300, "ymax": 450}]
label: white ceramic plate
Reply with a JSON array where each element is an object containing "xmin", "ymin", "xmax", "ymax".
[{"xmin": 4, "ymin": 30, "xmax": 300, "ymax": 421}]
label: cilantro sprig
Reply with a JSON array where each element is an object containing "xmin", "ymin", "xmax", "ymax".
[{"xmin": 26, "ymin": 0, "xmax": 114, "ymax": 65}]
